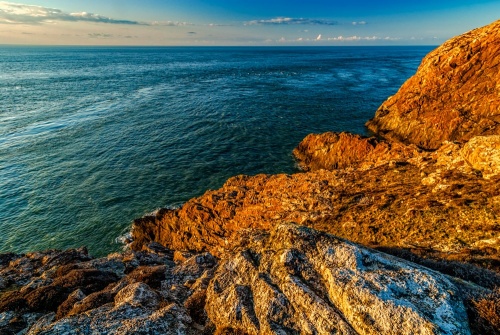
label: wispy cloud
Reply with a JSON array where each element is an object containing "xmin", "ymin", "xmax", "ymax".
[
  {"xmin": 150, "ymin": 21, "xmax": 193, "ymax": 26},
  {"xmin": 0, "ymin": 1, "xmax": 141, "ymax": 25},
  {"xmin": 86, "ymin": 33, "xmax": 138, "ymax": 39},
  {"xmin": 352, "ymin": 21, "xmax": 367, "ymax": 25},
  {"xmin": 207, "ymin": 23, "xmax": 232, "ymax": 27},
  {"xmin": 245, "ymin": 17, "xmax": 338, "ymax": 26},
  {"xmin": 274, "ymin": 35, "xmax": 401, "ymax": 43},
  {"xmin": 88, "ymin": 33, "xmax": 114, "ymax": 38},
  {"xmin": 327, "ymin": 35, "xmax": 400, "ymax": 41}
]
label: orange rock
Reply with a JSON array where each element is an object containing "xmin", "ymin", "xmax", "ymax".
[
  {"xmin": 366, "ymin": 20, "xmax": 500, "ymax": 150},
  {"xmin": 461, "ymin": 135, "xmax": 500, "ymax": 179},
  {"xmin": 130, "ymin": 164, "xmax": 500, "ymax": 271},
  {"xmin": 293, "ymin": 131, "xmax": 420, "ymax": 171},
  {"xmin": 130, "ymin": 20, "xmax": 500, "ymax": 278}
]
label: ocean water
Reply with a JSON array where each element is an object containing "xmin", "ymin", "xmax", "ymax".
[{"xmin": 0, "ymin": 46, "xmax": 433, "ymax": 256}]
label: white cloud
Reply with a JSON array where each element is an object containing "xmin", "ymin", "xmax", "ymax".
[
  {"xmin": 88, "ymin": 33, "xmax": 113, "ymax": 38},
  {"xmin": 269, "ymin": 34, "xmax": 398, "ymax": 43},
  {"xmin": 245, "ymin": 17, "xmax": 338, "ymax": 26},
  {"xmin": 0, "ymin": 1, "xmax": 141, "ymax": 25},
  {"xmin": 150, "ymin": 21, "xmax": 193, "ymax": 26},
  {"xmin": 326, "ymin": 35, "xmax": 400, "ymax": 41},
  {"xmin": 207, "ymin": 23, "xmax": 232, "ymax": 27},
  {"xmin": 352, "ymin": 21, "xmax": 367, "ymax": 25}
]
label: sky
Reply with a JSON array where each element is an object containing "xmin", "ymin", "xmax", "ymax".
[{"xmin": 0, "ymin": 0, "xmax": 499, "ymax": 46}]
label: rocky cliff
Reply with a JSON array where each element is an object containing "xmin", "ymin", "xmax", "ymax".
[
  {"xmin": 127, "ymin": 19, "xmax": 500, "ymax": 333},
  {"xmin": 366, "ymin": 20, "xmax": 500, "ymax": 150},
  {"xmin": 2, "ymin": 19, "xmax": 500, "ymax": 335},
  {"xmin": 131, "ymin": 136, "xmax": 500, "ymax": 274}
]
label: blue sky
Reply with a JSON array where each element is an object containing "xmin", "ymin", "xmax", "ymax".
[{"xmin": 0, "ymin": 0, "xmax": 499, "ymax": 45}]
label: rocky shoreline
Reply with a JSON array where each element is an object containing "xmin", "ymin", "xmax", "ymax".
[{"xmin": 2, "ymin": 20, "xmax": 500, "ymax": 334}]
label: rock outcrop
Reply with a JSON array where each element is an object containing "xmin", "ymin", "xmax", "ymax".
[
  {"xmin": 131, "ymin": 154, "xmax": 500, "ymax": 276},
  {"xmin": 293, "ymin": 132, "xmax": 421, "ymax": 171},
  {"xmin": 366, "ymin": 20, "xmax": 500, "ymax": 150},
  {"xmin": 125, "ymin": 18, "xmax": 500, "ymax": 334},
  {"xmin": 2, "ymin": 224, "xmax": 492, "ymax": 335},
  {"xmin": 132, "ymin": 16, "xmax": 500, "ymax": 262},
  {"xmin": 0, "ymin": 247, "xmax": 217, "ymax": 334},
  {"xmin": 206, "ymin": 224, "xmax": 471, "ymax": 335},
  {"xmin": 461, "ymin": 135, "xmax": 500, "ymax": 179}
]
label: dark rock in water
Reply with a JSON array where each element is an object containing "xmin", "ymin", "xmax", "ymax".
[{"xmin": 366, "ymin": 20, "xmax": 500, "ymax": 150}]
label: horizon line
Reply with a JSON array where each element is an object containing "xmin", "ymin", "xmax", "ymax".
[{"xmin": 0, "ymin": 44, "xmax": 439, "ymax": 48}]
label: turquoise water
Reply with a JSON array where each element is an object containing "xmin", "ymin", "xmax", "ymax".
[{"xmin": 0, "ymin": 46, "xmax": 433, "ymax": 256}]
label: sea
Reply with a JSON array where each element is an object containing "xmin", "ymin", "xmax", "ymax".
[{"xmin": 0, "ymin": 46, "xmax": 434, "ymax": 257}]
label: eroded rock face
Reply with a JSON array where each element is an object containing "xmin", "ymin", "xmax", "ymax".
[
  {"xmin": 366, "ymin": 20, "xmax": 500, "ymax": 150},
  {"xmin": 294, "ymin": 130, "xmax": 500, "ymax": 181},
  {"xmin": 206, "ymin": 224, "xmax": 471, "ymax": 335},
  {"xmin": 131, "ymin": 159, "xmax": 500, "ymax": 274},
  {"xmin": 461, "ymin": 135, "xmax": 500, "ymax": 179},
  {"xmin": 0, "ymin": 247, "xmax": 217, "ymax": 334},
  {"xmin": 3, "ymin": 224, "xmax": 490, "ymax": 335},
  {"xmin": 293, "ymin": 131, "xmax": 421, "ymax": 171}
]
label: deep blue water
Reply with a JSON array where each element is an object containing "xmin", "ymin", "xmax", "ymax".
[{"xmin": 0, "ymin": 46, "xmax": 434, "ymax": 256}]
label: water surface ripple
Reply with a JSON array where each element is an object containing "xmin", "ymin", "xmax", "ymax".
[{"xmin": 0, "ymin": 46, "xmax": 433, "ymax": 256}]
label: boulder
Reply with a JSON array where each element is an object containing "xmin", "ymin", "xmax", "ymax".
[
  {"xmin": 293, "ymin": 131, "xmax": 421, "ymax": 171},
  {"xmin": 114, "ymin": 282, "xmax": 160, "ymax": 308},
  {"xmin": 206, "ymin": 224, "xmax": 472, "ymax": 335},
  {"xmin": 461, "ymin": 135, "xmax": 500, "ymax": 178}
]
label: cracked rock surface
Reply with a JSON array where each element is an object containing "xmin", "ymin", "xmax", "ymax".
[
  {"xmin": 0, "ymin": 224, "xmax": 481, "ymax": 335},
  {"xmin": 366, "ymin": 20, "xmax": 500, "ymax": 150}
]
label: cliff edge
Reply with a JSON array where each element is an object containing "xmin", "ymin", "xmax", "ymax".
[{"xmin": 366, "ymin": 20, "xmax": 500, "ymax": 150}]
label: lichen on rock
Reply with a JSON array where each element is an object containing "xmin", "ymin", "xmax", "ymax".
[
  {"xmin": 366, "ymin": 20, "xmax": 500, "ymax": 150},
  {"xmin": 206, "ymin": 224, "xmax": 472, "ymax": 335}
]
